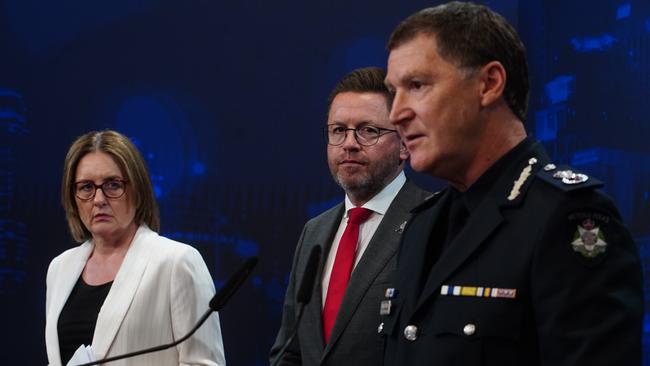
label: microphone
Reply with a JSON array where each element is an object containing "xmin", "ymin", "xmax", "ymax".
[
  {"xmin": 75, "ymin": 256, "xmax": 258, "ymax": 366},
  {"xmin": 270, "ymin": 245, "xmax": 322, "ymax": 366},
  {"xmin": 210, "ymin": 256, "xmax": 258, "ymax": 311}
]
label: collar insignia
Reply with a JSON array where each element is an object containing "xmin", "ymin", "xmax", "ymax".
[{"xmin": 507, "ymin": 157, "xmax": 538, "ymax": 201}]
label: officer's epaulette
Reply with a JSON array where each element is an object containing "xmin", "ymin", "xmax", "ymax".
[{"xmin": 535, "ymin": 163, "xmax": 604, "ymax": 192}]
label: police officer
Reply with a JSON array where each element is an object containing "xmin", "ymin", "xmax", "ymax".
[{"xmin": 381, "ymin": 2, "xmax": 643, "ymax": 365}]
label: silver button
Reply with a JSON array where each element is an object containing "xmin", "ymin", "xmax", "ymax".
[
  {"xmin": 544, "ymin": 163, "xmax": 556, "ymax": 171},
  {"xmin": 404, "ymin": 325, "xmax": 418, "ymax": 341},
  {"xmin": 528, "ymin": 157, "xmax": 538, "ymax": 165},
  {"xmin": 377, "ymin": 322, "xmax": 384, "ymax": 334},
  {"xmin": 463, "ymin": 323, "xmax": 476, "ymax": 336}
]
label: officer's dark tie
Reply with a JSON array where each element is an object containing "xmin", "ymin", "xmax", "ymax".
[
  {"xmin": 419, "ymin": 191, "xmax": 468, "ymax": 292},
  {"xmin": 446, "ymin": 192, "xmax": 469, "ymax": 246},
  {"xmin": 322, "ymin": 207, "xmax": 373, "ymax": 344}
]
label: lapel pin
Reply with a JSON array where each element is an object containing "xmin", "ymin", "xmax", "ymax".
[
  {"xmin": 379, "ymin": 300, "xmax": 392, "ymax": 316},
  {"xmin": 395, "ymin": 221, "xmax": 407, "ymax": 233}
]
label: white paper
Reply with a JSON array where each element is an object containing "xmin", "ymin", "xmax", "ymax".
[{"xmin": 66, "ymin": 344, "xmax": 95, "ymax": 366}]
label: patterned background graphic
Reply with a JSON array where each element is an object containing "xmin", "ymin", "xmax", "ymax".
[{"xmin": 0, "ymin": 0, "xmax": 648, "ymax": 364}]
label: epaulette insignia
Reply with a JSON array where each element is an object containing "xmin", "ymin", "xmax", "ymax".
[
  {"xmin": 543, "ymin": 163, "xmax": 556, "ymax": 171},
  {"xmin": 536, "ymin": 163, "xmax": 603, "ymax": 191},
  {"xmin": 553, "ymin": 169, "xmax": 588, "ymax": 185}
]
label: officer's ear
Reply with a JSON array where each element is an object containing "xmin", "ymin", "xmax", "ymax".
[{"xmin": 478, "ymin": 60, "xmax": 506, "ymax": 108}]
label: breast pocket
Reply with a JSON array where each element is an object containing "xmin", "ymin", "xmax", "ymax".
[
  {"xmin": 431, "ymin": 296, "xmax": 523, "ymax": 339},
  {"xmin": 427, "ymin": 296, "xmax": 524, "ymax": 366}
]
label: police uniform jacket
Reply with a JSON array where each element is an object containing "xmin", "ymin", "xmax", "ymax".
[{"xmin": 382, "ymin": 138, "xmax": 643, "ymax": 366}]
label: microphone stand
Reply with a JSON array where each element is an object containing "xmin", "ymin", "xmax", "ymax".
[
  {"xmin": 269, "ymin": 246, "xmax": 322, "ymax": 366},
  {"xmin": 74, "ymin": 257, "xmax": 258, "ymax": 366},
  {"xmin": 76, "ymin": 310, "xmax": 213, "ymax": 366}
]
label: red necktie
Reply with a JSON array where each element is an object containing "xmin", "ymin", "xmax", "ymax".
[{"xmin": 322, "ymin": 207, "xmax": 373, "ymax": 344}]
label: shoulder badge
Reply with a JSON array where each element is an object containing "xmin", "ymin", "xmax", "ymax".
[{"xmin": 568, "ymin": 211, "xmax": 610, "ymax": 259}]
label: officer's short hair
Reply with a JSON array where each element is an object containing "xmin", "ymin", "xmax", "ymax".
[{"xmin": 387, "ymin": 1, "xmax": 529, "ymax": 122}]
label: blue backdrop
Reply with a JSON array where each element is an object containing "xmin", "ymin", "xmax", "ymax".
[{"xmin": 1, "ymin": 0, "xmax": 649, "ymax": 365}]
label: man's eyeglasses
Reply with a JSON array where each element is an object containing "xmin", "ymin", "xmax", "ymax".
[
  {"xmin": 325, "ymin": 124, "xmax": 398, "ymax": 146},
  {"xmin": 74, "ymin": 179, "xmax": 128, "ymax": 200}
]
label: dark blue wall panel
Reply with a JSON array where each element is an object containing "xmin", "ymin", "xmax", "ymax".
[{"xmin": 1, "ymin": 0, "xmax": 648, "ymax": 365}]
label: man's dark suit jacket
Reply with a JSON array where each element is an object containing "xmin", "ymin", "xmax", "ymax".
[
  {"xmin": 270, "ymin": 180, "xmax": 429, "ymax": 366},
  {"xmin": 382, "ymin": 139, "xmax": 643, "ymax": 366}
]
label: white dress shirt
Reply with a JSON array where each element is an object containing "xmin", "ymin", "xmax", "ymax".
[{"xmin": 321, "ymin": 171, "xmax": 406, "ymax": 305}]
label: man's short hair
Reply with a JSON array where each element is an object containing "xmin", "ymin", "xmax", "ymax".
[
  {"xmin": 327, "ymin": 67, "xmax": 391, "ymax": 115},
  {"xmin": 387, "ymin": 1, "xmax": 529, "ymax": 121}
]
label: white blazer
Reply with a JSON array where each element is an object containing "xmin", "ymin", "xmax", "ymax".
[{"xmin": 45, "ymin": 225, "xmax": 226, "ymax": 366}]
